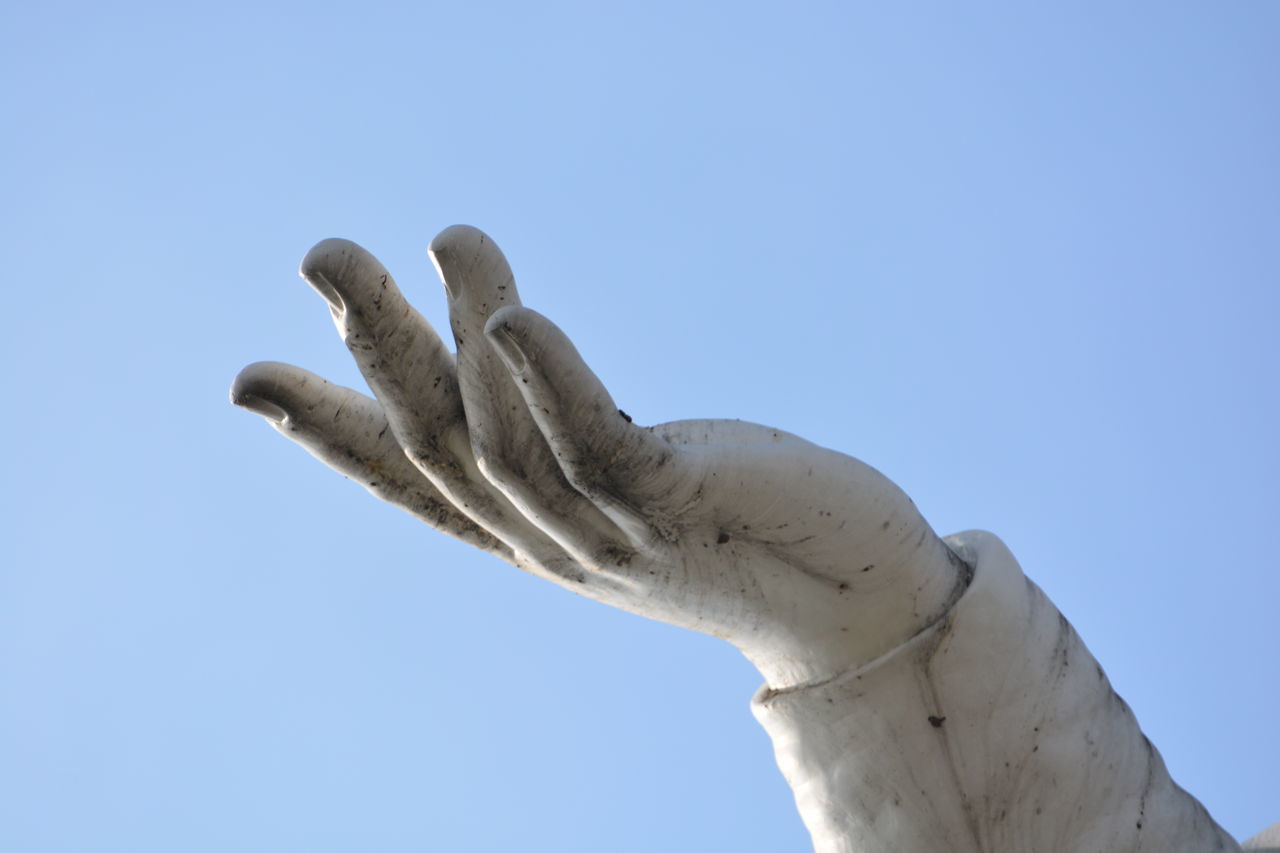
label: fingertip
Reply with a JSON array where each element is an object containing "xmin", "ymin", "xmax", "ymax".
[
  {"xmin": 299, "ymin": 237, "xmax": 368, "ymax": 280},
  {"xmin": 482, "ymin": 303, "xmax": 531, "ymax": 337},
  {"xmin": 231, "ymin": 363, "xmax": 393, "ymax": 455},
  {"xmin": 428, "ymin": 225, "xmax": 514, "ymax": 302},
  {"xmin": 230, "ymin": 361, "xmax": 293, "ymax": 421},
  {"xmin": 231, "ymin": 361, "xmax": 331, "ymax": 424},
  {"xmin": 428, "ymin": 224, "xmax": 488, "ymax": 259},
  {"xmin": 234, "ymin": 394, "xmax": 289, "ymax": 422},
  {"xmin": 483, "ymin": 306, "xmax": 532, "ymax": 374},
  {"xmin": 429, "ymin": 226, "xmax": 482, "ymax": 298},
  {"xmin": 231, "ymin": 360, "xmax": 286, "ymax": 403},
  {"xmin": 298, "ymin": 238, "xmax": 387, "ymax": 311},
  {"xmin": 485, "ymin": 305, "xmax": 559, "ymax": 373}
]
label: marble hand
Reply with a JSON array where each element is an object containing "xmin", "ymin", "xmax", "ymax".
[{"xmin": 231, "ymin": 227, "xmax": 966, "ymax": 688}]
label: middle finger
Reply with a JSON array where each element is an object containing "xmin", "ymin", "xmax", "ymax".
[{"xmin": 430, "ymin": 226, "xmax": 636, "ymax": 566}]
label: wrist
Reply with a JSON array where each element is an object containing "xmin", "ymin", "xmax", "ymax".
[{"xmin": 743, "ymin": 532, "xmax": 972, "ymax": 691}]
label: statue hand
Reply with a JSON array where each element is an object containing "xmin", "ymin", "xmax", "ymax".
[{"xmin": 232, "ymin": 228, "xmax": 966, "ymax": 689}]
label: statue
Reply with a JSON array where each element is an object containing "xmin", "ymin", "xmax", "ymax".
[{"xmin": 232, "ymin": 226, "xmax": 1252, "ymax": 851}]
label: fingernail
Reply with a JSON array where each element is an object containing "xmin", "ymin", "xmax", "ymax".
[
  {"xmin": 232, "ymin": 393, "xmax": 289, "ymax": 423},
  {"xmin": 428, "ymin": 250, "xmax": 462, "ymax": 301},
  {"xmin": 486, "ymin": 324, "xmax": 528, "ymax": 374},
  {"xmin": 302, "ymin": 270, "xmax": 345, "ymax": 313}
]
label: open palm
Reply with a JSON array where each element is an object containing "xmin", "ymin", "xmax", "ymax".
[{"xmin": 232, "ymin": 227, "xmax": 965, "ymax": 688}]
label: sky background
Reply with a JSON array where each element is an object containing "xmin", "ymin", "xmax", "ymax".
[{"xmin": 2, "ymin": 1, "xmax": 1277, "ymax": 850}]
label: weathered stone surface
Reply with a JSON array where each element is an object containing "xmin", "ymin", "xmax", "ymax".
[{"xmin": 233, "ymin": 226, "xmax": 1246, "ymax": 851}]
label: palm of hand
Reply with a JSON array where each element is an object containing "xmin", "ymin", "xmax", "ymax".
[{"xmin": 233, "ymin": 227, "xmax": 961, "ymax": 688}]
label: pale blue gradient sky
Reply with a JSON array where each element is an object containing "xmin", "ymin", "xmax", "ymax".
[{"xmin": 2, "ymin": 2, "xmax": 1277, "ymax": 850}]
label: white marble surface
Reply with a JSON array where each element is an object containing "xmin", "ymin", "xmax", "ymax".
[
  {"xmin": 233, "ymin": 227, "xmax": 1246, "ymax": 851},
  {"xmin": 755, "ymin": 531, "xmax": 1239, "ymax": 852}
]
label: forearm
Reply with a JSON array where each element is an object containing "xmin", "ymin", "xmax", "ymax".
[{"xmin": 751, "ymin": 530, "xmax": 1238, "ymax": 853}]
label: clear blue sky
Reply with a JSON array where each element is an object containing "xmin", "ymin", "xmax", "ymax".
[{"xmin": 3, "ymin": 2, "xmax": 1276, "ymax": 850}]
